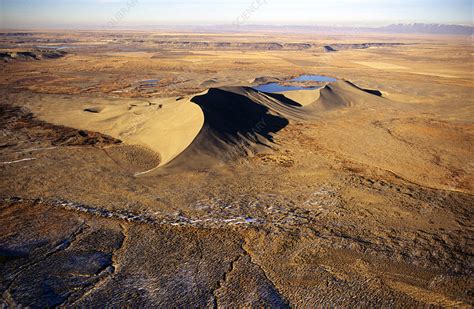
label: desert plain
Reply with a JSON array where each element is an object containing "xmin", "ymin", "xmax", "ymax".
[{"xmin": 0, "ymin": 30, "xmax": 473, "ymax": 307}]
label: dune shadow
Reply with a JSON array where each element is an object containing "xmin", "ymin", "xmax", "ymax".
[
  {"xmin": 191, "ymin": 88, "xmax": 289, "ymax": 146},
  {"xmin": 83, "ymin": 107, "xmax": 103, "ymax": 113},
  {"xmin": 345, "ymin": 81, "xmax": 383, "ymax": 97},
  {"xmin": 262, "ymin": 92, "xmax": 303, "ymax": 107}
]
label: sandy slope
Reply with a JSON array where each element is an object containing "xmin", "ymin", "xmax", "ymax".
[
  {"xmin": 26, "ymin": 96, "xmax": 204, "ymax": 167},
  {"xmin": 23, "ymin": 81, "xmax": 386, "ymax": 171}
]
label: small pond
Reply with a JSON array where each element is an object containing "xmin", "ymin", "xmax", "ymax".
[
  {"xmin": 253, "ymin": 83, "xmax": 320, "ymax": 93},
  {"xmin": 253, "ymin": 74, "xmax": 336, "ymax": 93},
  {"xmin": 139, "ymin": 79, "xmax": 160, "ymax": 87},
  {"xmin": 291, "ymin": 75, "xmax": 337, "ymax": 83},
  {"xmin": 35, "ymin": 45, "xmax": 79, "ymax": 50}
]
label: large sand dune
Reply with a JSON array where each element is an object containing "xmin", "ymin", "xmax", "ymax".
[
  {"xmin": 24, "ymin": 80, "xmax": 384, "ymax": 172},
  {"xmin": 306, "ymin": 80, "xmax": 385, "ymax": 111},
  {"xmin": 25, "ymin": 97, "xmax": 204, "ymax": 169},
  {"xmin": 169, "ymin": 81, "xmax": 387, "ymax": 168}
]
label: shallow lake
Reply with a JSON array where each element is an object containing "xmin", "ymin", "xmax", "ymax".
[
  {"xmin": 140, "ymin": 79, "xmax": 160, "ymax": 87},
  {"xmin": 35, "ymin": 45, "xmax": 79, "ymax": 50},
  {"xmin": 253, "ymin": 74, "xmax": 336, "ymax": 93},
  {"xmin": 291, "ymin": 75, "xmax": 337, "ymax": 82},
  {"xmin": 253, "ymin": 83, "xmax": 320, "ymax": 93}
]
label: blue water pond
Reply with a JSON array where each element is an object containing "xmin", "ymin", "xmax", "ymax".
[
  {"xmin": 253, "ymin": 74, "xmax": 336, "ymax": 93},
  {"xmin": 291, "ymin": 75, "xmax": 337, "ymax": 83},
  {"xmin": 140, "ymin": 79, "xmax": 160, "ymax": 87},
  {"xmin": 253, "ymin": 83, "xmax": 320, "ymax": 93}
]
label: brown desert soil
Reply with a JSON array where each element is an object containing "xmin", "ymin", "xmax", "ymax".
[{"xmin": 0, "ymin": 31, "xmax": 473, "ymax": 307}]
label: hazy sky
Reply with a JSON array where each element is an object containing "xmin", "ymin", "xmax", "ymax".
[{"xmin": 1, "ymin": 0, "xmax": 472, "ymax": 29}]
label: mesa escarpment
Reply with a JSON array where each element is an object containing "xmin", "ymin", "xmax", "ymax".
[
  {"xmin": 0, "ymin": 31, "xmax": 408, "ymax": 53},
  {"xmin": 0, "ymin": 49, "xmax": 67, "ymax": 62},
  {"xmin": 323, "ymin": 42, "xmax": 406, "ymax": 52}
]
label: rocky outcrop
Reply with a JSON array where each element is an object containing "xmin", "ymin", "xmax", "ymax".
[
  {"xmin": 1, "ymin": 49, "xmax": 67, "ymax": 62},
  {"xmin": 323, "ymin": 43, "xmax": 405, "ymax": 52}
]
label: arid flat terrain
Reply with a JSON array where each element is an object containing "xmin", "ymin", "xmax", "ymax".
[{"xmin": 0, "ymin": 30, "xmax": 473, "ymax": 307}]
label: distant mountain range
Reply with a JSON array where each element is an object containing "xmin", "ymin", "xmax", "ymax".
[
  {"xmin": 377, "ymin": 23, "xmax": 473, "ymax": 35},
  {"xmin": 206, "ymin": 23, "xmax": 474, "ymax": 35},
  {"xmin": 10, "ymin": 22, "xmax": 470, "ymax": 35}
]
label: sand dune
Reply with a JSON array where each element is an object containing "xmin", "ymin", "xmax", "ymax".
[
  {"xmin": 164, "ymin": 87, "xmax": 291, "ymax": 169},
  {"xmin": 274, "ymin": 80, "xmax": 385, "ymax": 111},
  {"xmin": 173, "ymin": 81, "xmax": 384, "ymax": 167},
  {"xmin": 28, "ymin": 97, "xmax": 204, "ymax": 170},
  {"xmin": 305, "ymin": 80, "xmax": 385, "ymax": 111},
  {"xmin": 25, "ymin": 80, "xmax": 384, "ymax": 172}
]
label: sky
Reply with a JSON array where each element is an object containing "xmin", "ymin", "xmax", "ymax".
[{"xmin": 0, "ymin": 0, "xmax": 472, "ymax": 29}]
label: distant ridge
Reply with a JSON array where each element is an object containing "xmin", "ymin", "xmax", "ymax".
[
  {"xmin": 4, "ymin": 23, "xmax": 472, "ymax": 35},
  {"xmin": 378, "ymin": 23, "xmax": 473, "ymax": 35},
  {"xmin": 202, "ymin": 23, "xmax": 474, "ymax": 36}
]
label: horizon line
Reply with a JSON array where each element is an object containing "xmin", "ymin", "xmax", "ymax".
[{"xmin": 1, "ymin": 22, "xmax": 473, "ymax": 31}]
